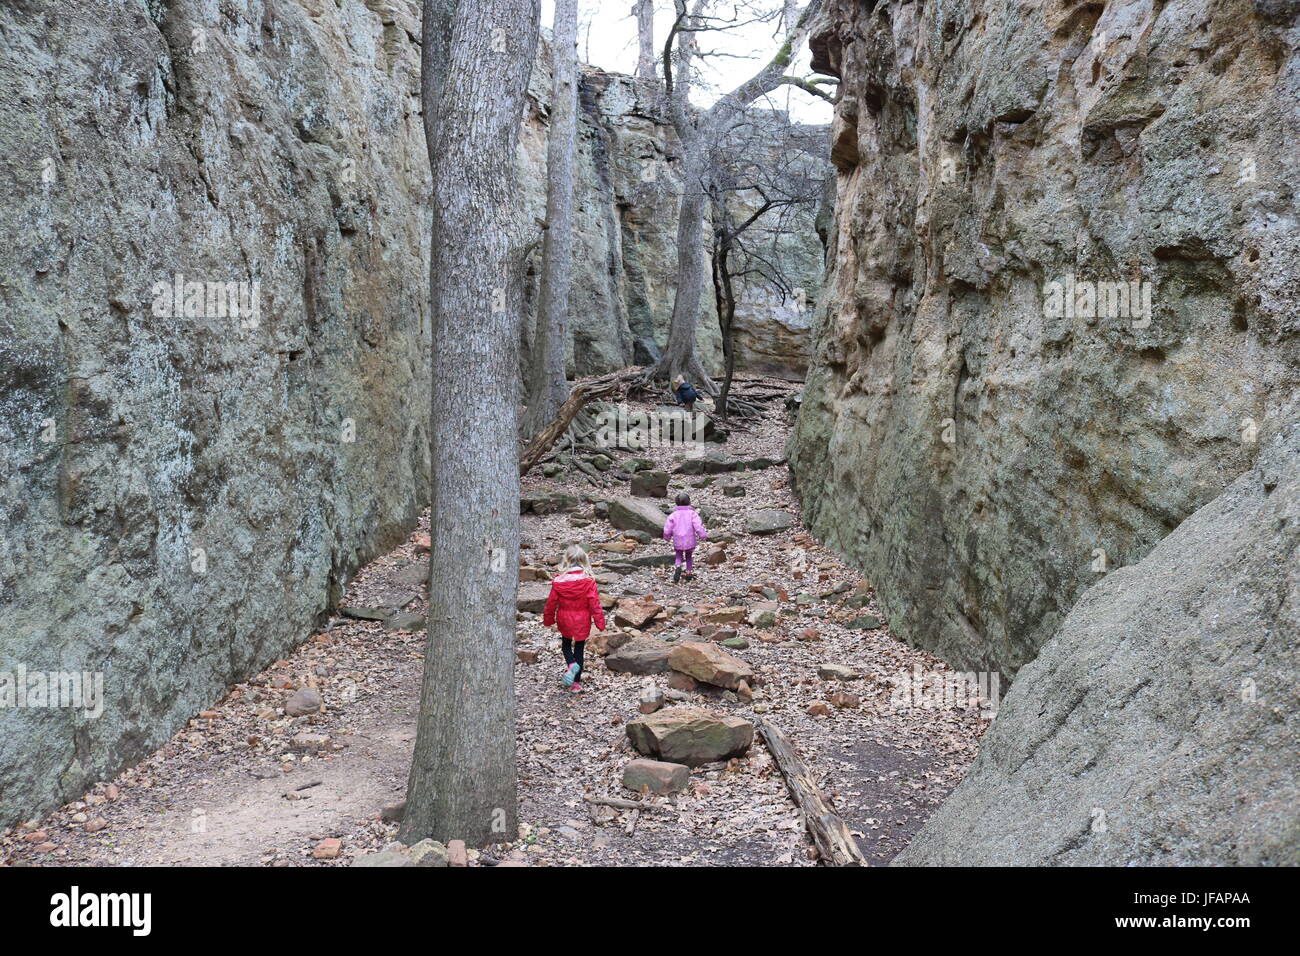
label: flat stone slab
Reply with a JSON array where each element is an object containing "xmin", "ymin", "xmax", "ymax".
[
  {"xmin": 622, "ymin": 758, "xmax": 690, "ymax": 794},
  {"xmin": 609, "ymin": 497, "xmax": 669, "ymax": 536},
  {"xmin": 393, "ymin": 561, "xmax": 430, "ymax": 588},
  {"xmin": 625, "ymin": 707, "xmax": 753, "ymax": 767},
  {"xmin": 385, "ymin": 612, "xmax": 426, "ymax": 631},
  {"xmin": 350, "ymin": 839, "xmax": 448, "ymax": 868},
  {"xmin": 674, "ymin": 451, "xmax": 742, "ymax": 475},
  {"xmin": 340, "ymin": 605, "xmax": 392, "ymax": 621},
  {"xmin": 745, "ymin": 509, "xmax": 795, "ymax": 535},
  {"xmin": 817, "ymin": 663, "xmax": 863, "ymax": 681},
  {"xmin": 613, "ymin": 599, "xmax": 663, "ymax": 630},
  {"xmin": 517, "ymin": 581, "xmax": 552, "ymax": 613},
  {"xmin": 605, "ymin": 636, "xmax": 674, "ymax": 675},
  {"xmin": 668, "ymin": 640, "xmax": 754, "ymax": 690},
  {"xmin": 520, "ymin": 491, "xmax": 580, "ymax": 514},
  {"xmin": 374, "ymin": 589, "xmax": 418, "ymax": 611}
]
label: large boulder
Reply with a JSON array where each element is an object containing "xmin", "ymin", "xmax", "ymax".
[
  {"xmin": 745, "ymin": 510, "xmax": 794, "ymax": 535},
  {"xmin": 608, "ymin": 497, "xmax": 668, "ymax": 537},
  {"xmin": 613, "ymin": 599, "xmax": 663, "ymax": 630},
  {"xmin": 604, "ymin": 637, "xmax": 674, "ymax": 675},
  {"xmin": 625, "ymin": 708, "xmax": 754, "ymax": 767},
  {"xmin": 516, "ymin": 581, "xmax": 552, "ymax": 613},
  {"xmin": 622, "ymin": 758, "xmax": 690, "ymax": 794},
  {"xmin": 896, "ymin": 422, "xmax": 1300, "ymax": 866},
  {"xmin": 667, "ymin": 641, "xmax": 754, "ymax": 690},
  {"xmin": 630, "ymin": 470, "xmax": 670, "ymax": 498}
]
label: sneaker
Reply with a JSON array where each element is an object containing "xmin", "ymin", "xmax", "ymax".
[
  {"xmin": 673, "ymin": 566, "xmax": 682, "ymax": 584},
  {"xmin": 684, "ymin": 572, "xmax": 695, "ymax": 581},
  {"xmin": 569, "ymin": 681, "xmax": 584, "ymax": 695},
  {"xmin": 563, "ymin": 662, "xmax": 580, "ymax": 687}
]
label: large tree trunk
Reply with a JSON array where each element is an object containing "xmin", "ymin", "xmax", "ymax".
[
  {"xmin": 653, "ymin": 2, "xmax": 714, "ymax": 391},
  {"xmin": 522, "ymin": 0, "xmax": 578, "ymax": 437},
  {"xmin": 658, "ymin": 140, "xmax": 716, "ymax": 391},
  {"xmin": 401, "ymin": 0, "xmax": 540, "ymax": 849},
  {"xmin": 634, "ymin": 0, "xmax": 656, "ymax": 82}
]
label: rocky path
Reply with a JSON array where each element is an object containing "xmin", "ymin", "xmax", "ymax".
[{"xmin": 1, "ymin": 377, "xmax": 988, "ymax": 867}]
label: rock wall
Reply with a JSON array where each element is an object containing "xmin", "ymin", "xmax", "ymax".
[
  {"xmin": 0, "ymin": 3, "xmax": 825, "ymax": 827},
  {"xmin": 0, "ymin": 0, "xmax": 431, "ymax": 825},
  {"xmin": 790, "ymin": 0, "xmax": 1300, "ymax": 677},
  {"xmin": 896, "ymin": 417, "xmax": 1299, "ymax": 865},
  {"xmin": 518, "ymin": 51, "xmax": 826, "ymax": 381}
]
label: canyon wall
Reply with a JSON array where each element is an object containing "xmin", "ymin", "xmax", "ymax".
[
  {"xmin": 790, "ymin": 0, "xmax": 1300, "ymax": 677},
  {"xmin": 0, "ymin": 2, "xmax": 825, "ymax": 826},
  {"xmin": 0, "ymin": 0, "xmax": 432, "ymax": 825},
  {"xmin": 897, "ymin": 417, "xmax": 1299, "ymax": 865}
]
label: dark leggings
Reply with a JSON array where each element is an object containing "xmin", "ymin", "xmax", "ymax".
[{"xmin": 562, "ymin": 638, "xmax": 585, "ymax": 681}]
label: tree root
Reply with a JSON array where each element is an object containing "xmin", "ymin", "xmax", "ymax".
[{"xmin": 519, "ymin": 368, "xmax": 642, "ymax": 477}]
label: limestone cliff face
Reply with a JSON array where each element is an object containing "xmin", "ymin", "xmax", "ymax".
[
  {"xmin": 897, "ymin": 417, "xmax": 1300, "ymax": 866},
  {"xmin": 790, "ymin": 0, "xmax": 1300, "ymax": 676},
  {"xmin": 0, "ymin": 3, "xmax": 821, "ymax": 826},
  {"xmin": 518, "ymin": 51, "xmax": 826, "ymax": 380},
  {"xmin": 0, "ymin": 0, "xmax": 432, "ymax": 824}
]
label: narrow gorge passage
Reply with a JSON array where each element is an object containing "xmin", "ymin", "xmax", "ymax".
[
  {"xmin": 2, "ymin": 0, "xmax": 1295, "ymax": 908},
  {"xmin": 0, "ymin": 380, "xmax": 985, "ymax": 867}
]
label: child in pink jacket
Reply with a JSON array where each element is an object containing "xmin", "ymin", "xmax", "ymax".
[{"xmin": 663, "ymin": 493, "xmax": 708, "ymax": 584}]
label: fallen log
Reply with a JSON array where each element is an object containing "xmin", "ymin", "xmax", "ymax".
[
  {"xmin": 757, "ymin": 717, "xmax": 869, "ymax": 867},
  {"xmin": 519, "ymin": 367, "xmax": 641, "ymax": 477}
]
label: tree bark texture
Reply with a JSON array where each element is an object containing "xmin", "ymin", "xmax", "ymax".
[
  {"xmin": 522, "ymin": 0, "xmax": 579, "ymax": 437},
  {"xmin": 401, "ymin": 0, "xmax": 540, "ymax": 849},
  {"xmin": 635, "ymin": 0, "xmax": 656, "ymax": 82}
]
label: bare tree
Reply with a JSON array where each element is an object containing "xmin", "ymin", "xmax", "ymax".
[
  {"xmin": 650, "ymin": 0, "xmax": 825, "ymax": 391},
  {"xmin": 709, "ymin": 117, "xmax": 825, "ymax": 417},
  {"xmin": 523, "ymin": 0, "xmax": 579, "ymax": 437},
  {"xmin": 401, "ymin": 0, "xmax": 540, "ymax": 848},
  {"xmin": 634, "ymin": 0, "xmax": 657, "ymax": 82},
  {"xmin": 781, "ymin": 0, "xmax": 798, "ymax": 32}
]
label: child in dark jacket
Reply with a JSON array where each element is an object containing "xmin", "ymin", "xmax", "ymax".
[
  {"xmin": 542, "ymin": 545, "xmax": 606, "ymax": 694},
  {"xmin": 673, "ymin": 376, "xmax": 703, "ymax": 412}
]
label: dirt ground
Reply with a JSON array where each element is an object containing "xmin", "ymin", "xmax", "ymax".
[{"xmin": 0, "ymin": 377, "xmax": 989, "ymax": 867}]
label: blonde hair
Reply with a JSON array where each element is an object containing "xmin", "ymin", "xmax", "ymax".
[{"xmin": 562, "ymin": 544, "xmax": 594, "ymax": 578}]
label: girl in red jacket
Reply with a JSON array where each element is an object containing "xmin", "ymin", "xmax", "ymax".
[{"xmin": 542, "ymin": 545, "xmax": 606, "ymax": 694}]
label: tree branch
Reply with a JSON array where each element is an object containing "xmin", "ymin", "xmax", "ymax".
[{"xmin": 777, "ymin": 75, "xmax": 835, "ymax": 102}]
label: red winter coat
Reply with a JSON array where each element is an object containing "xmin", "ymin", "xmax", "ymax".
[{"xmin": 542, "ymin": 569, "xmax": 606, "ymax": 640}]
